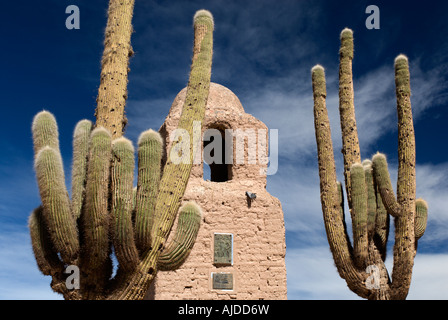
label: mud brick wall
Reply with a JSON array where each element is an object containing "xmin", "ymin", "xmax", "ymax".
[{"xmin": 146, "ymin": 83, "xmax": 287, "ymax": 300}]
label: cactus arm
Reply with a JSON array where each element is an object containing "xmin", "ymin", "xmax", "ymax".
[
  {"xmin": 362, "ymin": 160, "xmax": 377, "ymax": 239},
  {"xmin": 372, "ymin": 153, "xmax": 400, "ymax": 217},
  {"xmin": 373, "ymin": 182, "xmax": 390, "ymax": 261},
  {"xmin": 395, "ymin": 55, "xmax": 416, "ymax": 212},
  {"xmin": 350, "ymin": 163, "xmax": 369, "ymax": 268},
  {"xmin": 32, "ymin": 110, "xmax": 79, "ymax": 264},
  {"xmin": 336, "ymin": 181, "xmax": 354, "ymax": 252},
  {"xmin": 134, "ymin": 130, "xmax": 163, "ymax": 254},
  {"xmin": 149, "ymin": 9, "xmax": 213, "ymax": 262},
  {"xmin": 338, "ymin": 29, "xmax": 361, "ymax": 212},
  {"xmin": 34, "ymin": 146, "xmax": 79, "ymax": 264},
  {"xmin": 158, "ymin": 202, "xmax": 202, "ymax": 271},
  {"xmin": 336, "ymin": 181, "xmax": 347, "ymax": 229},
  {"xmin": 390, "ymin": 55, "xmax": 417, "ymax": 300},
  {"xmin": 28, "ymin": 206, "xmax": 65, "ymax": 276},
  {"xmin": 109, "ymin": 10, "xmax": 214, "ymax": 300},
  {"xmin": 71, "ymin": 120, "xmax": 93, "ymax": 220},
  {"xmin": 81, "ymin": 127, "xmax": 112, "ymax": 267},
  {"xmin": 32, "ymin": 111, "xmax": 60, "ymax": 157},
  {"xmin": 414, "ymin": 199, "xmax": 428, "ymax": 240},
  {"xmin": 28, "ymin": 206, "xmax": 82, "ymax": 299},
  {"xmin": 80, "ymin": 127, "xmax": 113, "ymax": 298},
  {"xmin": 336, "ymin": 181, "xmax": 345, "ymax": 219},
  {"xmin": 94, "ymin": 0, "xmax": 135, "ymax": 138},
  {"xmin": 111, "ymin": 137, "xmax": 140, "ymax": 272},
  {"xmin": 311, "ymin": 65, "xmax": 369, "ymax": 298}
]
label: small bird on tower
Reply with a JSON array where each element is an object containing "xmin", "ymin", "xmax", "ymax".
[{"xmin": 245, "ymin": 191, "xmax": 257, "ymax": 200}]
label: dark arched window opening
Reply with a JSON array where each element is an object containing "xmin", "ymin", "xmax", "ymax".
[{"xmin": 203, "ymin": 125, "xmax": 232, "ymax": 182}]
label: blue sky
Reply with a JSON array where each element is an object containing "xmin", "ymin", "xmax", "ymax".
[{"xmin": 1, "ymin": 0, "xmax": 447, "ymax": 299}]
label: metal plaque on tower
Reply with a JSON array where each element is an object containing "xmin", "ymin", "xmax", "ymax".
[{"xmin": 213, "ymin": 233, "xmax": 233, "ymax": 265}]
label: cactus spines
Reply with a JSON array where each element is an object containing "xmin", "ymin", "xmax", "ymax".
[
  {"xmin": 373, "ymin": 178, "xmax": 389, "ymax": 261},
  {"xmin": 94, "ymin": 0, "xmax": 135, "ymax": 138},
  {"xmin": 34, "ymin": 146, "xmax": 79, "ymax": 264},
  {"xmin": 193, "ymin": 9, "xmax": 214, "ymax": 25},
  {"xmin": 29, "ymin": 9, "xmax": 212, "ymax": 300},
  {"xmin": 28, "ymin": 205, "xmax": 81, "ymax": 299},
  {"xmin": 192, "ymin": 9, "xmax": 214, "ymax": 61},
  {"xmin": 372, "ymin": 153, "xmax": 400, "ymax": 216},
  {"xmin": 134, "ymin": 129, "xmax": 163, "ymax": 254},
  {"xmin": 81, "ymin": 127, "xmax": 112, "ymax": 268},
  {"xmin": 338, "ymin": 28, "xmax": 361, "ymax": 213},
  {"xmin": 311, "ymin": 29, "xmax": 428, "ymax": 300},
  {"xmin": 340, "ymin": 28, "xmax": 354, "ymax": 60},
  {"xmin": 415, "ymin": 199, "xmax": 428, "ymax": 240},
  {"xmin": 158, "ymin": 202, "xmax": 202, "ymax": 271},
  {"xmin": 111, "ymin": 137, "xmax": 139, "ymax": 272},
  {"xmin": 32, "ymin": 111, "xmax": 60, "ymax": 156},
  {"xmin": 350, "ymin": 163, "xmax": 368, "ymax": 268},
  {"xmin": 362, "ymin": 160, "xmax": 377, "ymax": 238},
  {"xmin": 71, "ymin": 119, "xmax": 92, "ymax": 219},
  {"xmin": 28, "ymin": 206, "xmax": 64, "ymax": 276}
]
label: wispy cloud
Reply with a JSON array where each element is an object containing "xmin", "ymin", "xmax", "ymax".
[
  {"xmin": 408, "ymin": 253, "xmax": 448, "ymax": 299},
  {"xmin": 286, "ymin": 246, "xmax": 448, "ymax": 300},
  {"xmin": 125, "ymin": 97, "xmax": 175, "ymax": 142},
  {"xmin": 229, "ymin": 53, "xmax": 448, "ymax": 169},
  {"xmin": 286, "ymin": 246, "xmax": 361, "ymax": 300},
  {"xmin": 2, "ymin": 0, "xmax": 447, "ymax": 301},
  {"xmin": 415, "ymin": 162, "xmax": 448, "ymax": 247},
  {"xmin": 0, "ymin": 230, "xmax": 61, "ymax": 300}
]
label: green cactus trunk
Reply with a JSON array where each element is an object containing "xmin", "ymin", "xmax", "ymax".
[
  {"xmin": 158, "ymin": 202, "xmax": 203, "ymax": 271},
  {"xmin": 111, "ymin": 137, "xmax": 140, "ymax": 272},
  {"xmin": 349, "ymin": 163, "xmax": 369, "ymax": 269},
  {"xmin": 134, "ymin": 130, "xmax": 163, "ymax": 254},
  {"xmin": 94, "ymin": 0, "xmax": 135, "ymax": 138},
  {"xmin": 71, "ymin": 120, "xmax": 92, "ymax": 220},
  {"xmin": 311, "ymin": 29, "xmax": 428, "ymax": 300}
]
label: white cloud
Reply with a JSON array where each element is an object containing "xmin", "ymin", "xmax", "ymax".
[
  {"xmin": 286, "ymin": 246, "xmax": 361, "ymax": 300},
  {"xmin": 267, "ymin": 164, "xmax": 324, "ymax": 241},
  {"xmin": 286, "ymin": 247, "xmax": 448, "ymax": 300},
  {"xmin": 415, "ymin": 162, "xmax": 448, "ymax": 245},
  {"xmin": 408, "ymin": 253, "xmax": 448, "ymax": 299}
]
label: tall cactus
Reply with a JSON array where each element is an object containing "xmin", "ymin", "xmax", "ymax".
[
  {"xmin": 29, "ymin": 9, "xmax": 214, "ymax": 300},
  {"xmin": 94, "ymin": 0, "xmax": 135, "ymax": 138},
  {"xmin": 311, "ymin": 29, "xmax": 428, "ymax": 300}
]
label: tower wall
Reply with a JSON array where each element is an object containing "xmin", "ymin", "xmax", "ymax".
[{"xmin": 147, "ymin": 83, "xmax": 287, "ymax": 299}]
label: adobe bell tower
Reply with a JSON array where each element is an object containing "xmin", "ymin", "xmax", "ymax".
[{"xmin": 147, "ymin": 82, "xmax": 287, "ymax": 299}]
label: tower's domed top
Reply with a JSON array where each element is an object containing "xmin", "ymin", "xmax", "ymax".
[{"xmin": 167, "ymin": 82, "xmax": 245, "ymax": 117}]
